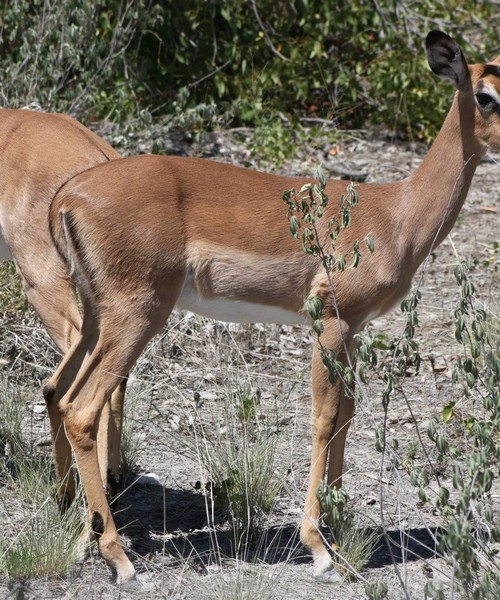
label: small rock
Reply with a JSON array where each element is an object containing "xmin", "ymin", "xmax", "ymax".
[{"xmin": 136, "ymin": 473, "xmax": 161, "ymax": 487}]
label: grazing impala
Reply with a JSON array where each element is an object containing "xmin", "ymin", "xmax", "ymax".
[
  {"xmin": 45, "ymin": 32, "xmax": 500, "ymax": 583},
  {"xmin": 0, "ymin": 109, "xmax": 124, "ymax": 500}
]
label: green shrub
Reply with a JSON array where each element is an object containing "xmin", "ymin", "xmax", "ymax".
[
  {"xmin": 1, "ymin": 1, "xmax": 497, "ymax": 136},
  {"xmin": 198, "ymin": 385, "xmax": 284, "ymax": 547},
  {"xmin": 0, "ymin": 0, "xmax": 162, "ymax": 120},
  {"xmin": 134, "ymin": 1, "xmax": 497, "ymax": 138}
]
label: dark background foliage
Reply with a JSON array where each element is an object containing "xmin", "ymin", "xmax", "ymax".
[{"xmin": 0, "ymin": 1, "xmax": 498, "ymax": 139}]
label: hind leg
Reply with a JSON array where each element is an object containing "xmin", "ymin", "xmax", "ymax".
[
  {"xmin": 96, "ymin": 379, "xmax": 127, "ymax": 498},
  {"xmin": 59, "ymin": 279, "xmax": 182, "ymax": 582},
  {"xmin": 109, "ymin": 380, "xmax": 126, "ymax": 493}
]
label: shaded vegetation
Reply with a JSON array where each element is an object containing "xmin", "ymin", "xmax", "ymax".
[{"xmin": 0, "ymin": 1, "xmax": 498, "ymax": 138}]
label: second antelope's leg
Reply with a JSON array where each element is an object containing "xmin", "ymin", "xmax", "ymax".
[
  {"xmin": 16, "ymin": 252, "xmax": 84, "ymax": 503},
  {"xmin": 300, "ymin": 316, "xmax": 354, "ymax": 579},
  {"xmin": 43, "ymin": 327, "xmax": 99, "ymax": 505},
  {"xmin": 14, "ymin": 249, "xmax": 83, "ymax": 354}
]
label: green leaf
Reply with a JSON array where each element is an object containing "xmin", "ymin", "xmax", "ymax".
[
  {"xmin": 365, "ymin": 233, "xmax": 375, "ymax": 253},
  {"xmin": 486, "ymin": 351, "xmax": 500, "ymax": 377},
  {"xmin": 305, "ymin": 295, "xmax": 324, "ymax": 320},
  {"xmin": 337, "ymin": 254, "xmax": 346, "ymax": 271},
  {"xmin": 442, "ymin": 403, "xmax": 454, "ymax": 423},
  {"xmin": 312, "ymin": 319, "xmax": 324, "ymax": 336}
]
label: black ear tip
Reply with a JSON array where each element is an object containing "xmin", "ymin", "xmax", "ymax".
[{"xmin": 426, "ymin": 30, "xmax": 452, "ymax": 49}]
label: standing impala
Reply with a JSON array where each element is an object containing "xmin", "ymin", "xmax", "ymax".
[
  {"xmin": 45, "ymin": 32, "xmax": 500, "ymax": 583},
  {"xmin": 0, "ymin": 109, "xmax": 124, "ymax": 500}
]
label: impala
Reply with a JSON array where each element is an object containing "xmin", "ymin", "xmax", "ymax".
[
  {"xmin": 45, "ymin": 32, "xmax": 500, "ymax": 583},
  {"xmin": 0, "ymin": 109, "xmax": 123, "ymax": 500}
]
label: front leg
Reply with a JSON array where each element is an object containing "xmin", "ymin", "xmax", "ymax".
[
  {"xmin": 327, "ymin": 385, "xmax": 355, "ymax": 490},
  {"xmin": 300, "ymin": 315, "xmax": 355, "ymax": 579}
]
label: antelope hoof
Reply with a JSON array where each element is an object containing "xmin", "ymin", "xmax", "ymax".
[
  {"xmin": 118, "ymin": 576, "xmax": 139, "ymax": 590},
  {"xmin": 314, "ymin": 566, "xmax": 342, "ymax": 584},
  {"xmin": 115, "ymin": 559, "xmax": 136, "ymax": 586},
  {"xmin": 312, "ymin": 550, "xmax": 332, "ymax": 576},
  {"xmin": 312, "ymin": 550, "xmax": 342, "ymax": 583}
]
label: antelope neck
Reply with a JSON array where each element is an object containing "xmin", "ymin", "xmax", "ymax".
[{"xmin": 400, "ymin": 89, "xmax": 485, "ymax": 268}]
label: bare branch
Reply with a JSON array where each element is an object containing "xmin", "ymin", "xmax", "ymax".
[{"xmin": 247, "ymin": 0, "xmax": 289, "ymax": 62}]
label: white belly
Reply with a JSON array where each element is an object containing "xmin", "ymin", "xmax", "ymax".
[
  {"xmin": 0, "ymin": 228, "xmax": 12, "ymax": 261},
  {"xmin": 176, "ymin": 273, "xmax": 308, "ymax": 326}
]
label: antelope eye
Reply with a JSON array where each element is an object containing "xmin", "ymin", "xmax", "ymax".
[{"xmin": 475, "ymin": 92, "xmax": 496, "ymax": 109}]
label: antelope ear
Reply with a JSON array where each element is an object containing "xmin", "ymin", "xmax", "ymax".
[{"xmin": 426, "ymin": 31, "xmax": 470, "ymax": 89}]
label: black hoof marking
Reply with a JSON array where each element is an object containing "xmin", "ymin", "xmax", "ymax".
[
  {"xmin": 91, "ymin": 511, "xmax": 104, "ymax": 539},
  {"xmin": 42, "ymin": 382, "xmax": 56, "ymax": 404}
]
